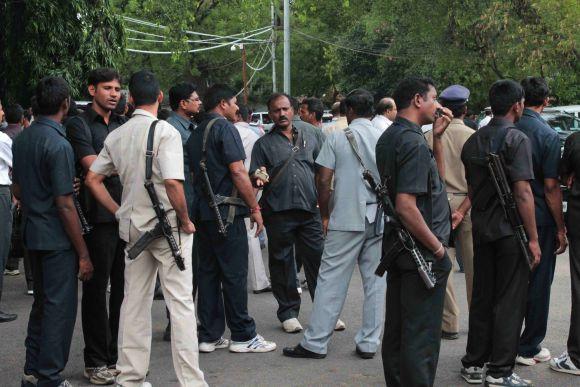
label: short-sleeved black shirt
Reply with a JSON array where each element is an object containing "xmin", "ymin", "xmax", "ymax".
[
  {"xmin": 250, "ymin": 124, "xmax": 322, "ymax": 214},
  {"xmin": 186, "ymin": 112, "xmax": 249, "ymax": 222},
  {"xmin": 461, "ymin": 117, "xmax": 534, "ymax": 243},
  {"xmin": 65, "ymin": 106, "xmax": 126, "ymax": 223},
  {"xmin": 515, "ymin": 108, "xmax": 560, "ymax": 227},
  {"xmin": 376, "ymin": 117, "xmax": 451, "ymax": 250},
  {"xmin": 560, "ymin": 132, "xmax": 580, "ymax": 236},
  {"xmin": 12, "ymin": 117, "xmax": 75, "ymax": 250}
]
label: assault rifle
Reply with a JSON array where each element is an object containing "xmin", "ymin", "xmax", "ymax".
[
  {"xmin": 73, "ymin": 193, "xmax": 92, "ymax": 235},
  {"xmin": 487, "ymin": 153, "xmax": 534, "ymax": 269}
]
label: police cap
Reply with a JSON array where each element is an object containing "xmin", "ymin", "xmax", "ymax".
[{"xmin": 439, "ymin": 84, "xmax": 470, "ymax": 104}]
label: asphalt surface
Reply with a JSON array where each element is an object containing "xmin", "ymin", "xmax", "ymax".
[{"xmin": 0, "ymin": 250, "xmax": 577, "ymax": 387}]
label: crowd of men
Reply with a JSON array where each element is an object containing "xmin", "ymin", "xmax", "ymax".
[{"xmin": 0, "ymin": 68, "xmax": 579, "ymax": 387}]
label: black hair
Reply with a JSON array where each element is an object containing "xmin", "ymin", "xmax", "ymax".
[
  {"xmin": 67, "ymin": 100, "xmax": 80, "ymax": 117},
  {"xmin": 268, "ymin": 92, "xmax": 293, "ymax": 111},
  {"xmin": 440, "ymin": 100, "xmax": 466, "ymax": 118},
  {"xmin": 5, "ymin": 103, "xmax": 24, "ymax": 124},
  {"xmin": 33, "ymin": 76, "xmax": 70, "ymax": 116},
  {"xmin": 375, "ymin": 97, "xmax": 395, "ymax": 115},
  {"xmin": 520, "ymin": 77, "xmax": 549, "ymax": 107},
  {"xmin": 203, "ymin": 84, "xmax": 236, "ymax": 111},
  {"xmin": 157, "ymin": 108, "xmax": 172, "ymax": 120},
  {"xmin": 87, "ymin": 68, "xmax": 121, "ymax": 87},
  {"xmin": 169, "ymin": 82, "xmax": 197, "ymax": 111},
  {"xmin": 114, "ymin": 94, "xmax": 127, "ymax": 116},
  {"xmin": 300, "ymin": 97, "xmax": 324, "ymax": 121},
  {"xmin": 393, "ymin": 77, "xmax": 435, "ymax": 111},
  {"xmin": 489, "ymin": 79, "xmax": 524, "ymax": 116},
  {"xmin": 238, "ymin": 104, "xmax": 250, "ymax": 121},
  {"xmin": 23, "ymin": 108, "xmax": 32, "ymax": 122},
  {"xmin": 344, "ymin": 89, "xmax": 374, "ymax": 117},
  {"xmin": 331, "ymin": 102, "xmax": 341, "ymax": 116},
  {"xmin": 129, "ymin": 70, "xmax": 160, "ymax": 107}
]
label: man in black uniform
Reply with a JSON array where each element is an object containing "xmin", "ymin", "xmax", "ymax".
[
  {"xmin": 376, "ymin": 77, "xmax": 453, "ymax": 387},
  {"xmin": 251, "ymin": 92, "xmax": 324, "ymax": 334},
  {"xmin": 12, "ymin": 76, "xmax": 94, "ymax": 387},
  {"xmin": 65, "ymin": 68, "xmax": 126, "ymax": 385},
  {"xmin": 460, "ymin": 79, "xmax": 541, "ymax": 387},
  {"xmin": 186, "ymin": 84, "xmax": 276, "ymax": 353}
]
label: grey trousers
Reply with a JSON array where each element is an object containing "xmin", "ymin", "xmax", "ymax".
[
  {"xmin": 301, "ymin": 219, "xmax": 385, "ymax": 354},
  {"xmin": 0, "ymin": 186, "xmax": 12, "ymax": 304}
]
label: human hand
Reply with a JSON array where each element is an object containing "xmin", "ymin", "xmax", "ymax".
[
  {"xmin": 555, "ymin": 230, "xmax": 568, "ymax": 255},
  {"xmin": 322, "ymin": 217, "xmax": 329, "ymax": 237},
  {"xmin": 78, "ymin": 256, "xmax": 94, "ymax": 282},
  {"xmin": 567, "ymin": 173, "xmax": 575, "ymax": 189},
  {"xmin": 253, "ymin": 167, "xmax": 269, "ymax": 187},
  {"xmin": 528, "ymin": 239, "xmax": 542, "ymax": 270},
  {"xmin": 181, "ymin": 220, "xmax": 196, "ymax": 234},
  {"xmin": 250, "ymin": 210, "xmax": 264, "ymax": 237},
  {"xmin": 451, "ymin": 210, "xmax": 464, "ymax": 230},
  {"xmin": 432, "ymin": 107, "xmax": 453, "ymax": 138}
]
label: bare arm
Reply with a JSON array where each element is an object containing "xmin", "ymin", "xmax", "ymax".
[
  {"xmin": 513, "ymin": 180, "xmax": 541, "ymax": 268},
  {"xmin": 451, "ymin": 196, "xmax": 472, "ymax": 229},
  {"xmin": 79, "ymin": 155, "xmax": 98, "ymax": 173},
  {"xmin": 396, "ymin": 193, "xmax": 445, "ymax": 259},
  {"xmin": 544, "ymin": 178, "xmax": 567, "ymax": 254},
  {"xmin": 432, "ymin": 136, "xmax": 445, "ymax": 180},
  {"xmin": 85, "ymin": 170, "xmax": 120, "ymax": 215},
  {"xmin": 316, "ymin": 167, "xmax": 334, "ymax": 235},
  {"xmin": 229, "ymin": 160, "xmax": 263, "ymax": 235},
  {"xmin": 55, "ymin": 194, "xmax": 93, "ymax": 281},
  {"xmin": 164, "ymin": 179, "xmax": 191, "ymax": 226}
]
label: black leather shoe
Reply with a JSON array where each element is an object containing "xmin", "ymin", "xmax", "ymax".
[
  {"xmin": 253, "ymin": 286, "xmax": 272, "ymax": 294},
  {"xmin": 355, "ymin": 346, "xmax": 375, "ymax": 359},
  {"xmin": 163, "ymin": 322, "xmax": 171, "ymax": 342},
  {"xmin": 283, "ymin": 344, "xmax": 326, "ymax": 359},
  {"xmin": 441, "ymin": 331, "xmax": 459, "ymax": 340},
  {"xmin": 0, "ymin": 311, "xmax": 17, "ymax": 323}
]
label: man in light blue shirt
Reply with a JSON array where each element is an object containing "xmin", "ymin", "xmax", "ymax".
[{"xmin": 283, "ymin": 89, "xmax": 386, "ymax": 359}]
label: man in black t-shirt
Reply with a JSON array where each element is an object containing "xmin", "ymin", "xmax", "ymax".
[
  {"xmin": 65, "ymin": 68, "xmax": 126, "ymax": 385},
  {"xmin": 376, "ymin": 77, "xmax": 453, "ymax": 387},
  {"xmin": 460, "ymin": 80, "xmax": 541, "ymax": 387}
]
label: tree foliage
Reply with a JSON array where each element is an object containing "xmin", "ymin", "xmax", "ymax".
[{"xmin": 1, "ymin": 0, "xmax": 124, "ymax": 105}]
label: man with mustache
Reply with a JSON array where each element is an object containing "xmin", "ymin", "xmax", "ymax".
[
  {"xmin": 65, "ymin": 68, "xmax": 126, "ymax": 385},
  {"xmin": 251, "ymin": 93, "xmax": 324, "ymax": 334}
]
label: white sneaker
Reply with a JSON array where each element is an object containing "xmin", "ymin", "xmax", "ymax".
[
  {"xmin": 516, "ymin": 347, "xmax": 551, "ymax": 366},
  {"xmin": 550, "ymin": 351, "xmax": 580, "ymax": 375},
  {"xmin": 199, "ymin": 337, "xmax": 230, "ymax": 353},
  {"xmin": 334, "ymin": 319, "xmax": 346, "ymax": 331},
  {"xmin": 484, "ymin": 372, "xmax": 532, "ymax": 386},
  {"xmin": 297, "ymin": 287, "xmax": 302, "ymax": 295},
  {"xmin": 282, "ymin": 318, "xmax": 303, "ymax": 333},
  {"xmin": 229, "ymin": 334, "xmax": 276, "ymax": 353}
]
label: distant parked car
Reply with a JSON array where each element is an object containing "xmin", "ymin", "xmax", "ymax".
[{"xmin": 250, "ymin": 111, "xmax": 274, "ymax": 133}]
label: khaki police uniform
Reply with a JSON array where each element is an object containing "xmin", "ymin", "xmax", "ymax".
[{"xmin": 91, "ymin": 109, "xmax": 206, "ymax": 387}]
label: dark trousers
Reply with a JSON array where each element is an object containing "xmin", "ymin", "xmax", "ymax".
[
  {"xmin": 462, "ymin": 236, "xmax": 529, "ymax": 378},
  {"xmin": 382, "ymin": 252, "xmax": 451, "ymax": 387},
  {"xmin": 197, "ymin": 217, "xmax": 256, "ymax": 342},
  {"xmin": 0, "ymin": 186, "xmax": 12, "ymax": 303},
  {"xmin": 25, "ymin": 249, "xmax": 77, "ymax": 387},
  {"xmin": 518, "ymin": 225, "xmax": 557, "ymax": 356},
  {"xmin": 81, "ymin": 222, "xmax": 125, "ymax": 367},
  {"xmin": 263, "ymin": 209, "xmax": 323, "ymax": 322},
  {"xmin": 568, "ymin": 233, "xmax": 580, "ymax": 368}
]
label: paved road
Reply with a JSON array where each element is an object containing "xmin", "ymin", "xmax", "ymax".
[{"xmin": 0, "ymin": 251, "xmax": 577, "ymax": 386}]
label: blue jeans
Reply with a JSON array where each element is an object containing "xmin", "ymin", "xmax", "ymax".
[
  {"xmin": 25, "ymin": 249, "xmax": 78, "ymax": 387},
  {"xmin": 519, "ymin": 225, "xmax": 557, "ymax": 357}
]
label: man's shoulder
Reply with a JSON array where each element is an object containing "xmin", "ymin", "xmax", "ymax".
[{"xmin": 0, "ymin": 131, "xmax": 11, "ymax": 144}]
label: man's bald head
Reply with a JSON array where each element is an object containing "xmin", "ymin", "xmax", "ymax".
[{"xmin": 376, "ymin": 97, "xmax": 397, "ymax": 121}]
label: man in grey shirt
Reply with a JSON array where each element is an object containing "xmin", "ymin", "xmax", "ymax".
[{"xmin": 283, "ymin": 89, "xmax": 386, "ymax": 359}]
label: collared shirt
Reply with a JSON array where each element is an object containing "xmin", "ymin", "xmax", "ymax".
[
  {"xmin": 376, "ymin": 116, "xmax": 451, "ymax": 247},
  {"xmin": 251, "ymin": 123, "xmax": 323, "ymax": 214},
  {"xmin": 65, "ymin": 105, "xmax": 127, "ymax": 223},
  {"xmin": 293, "ymin": 117, "xmax": 326, "ymax": 144},
  {"xmin": 2, "ymin": 123, "xmax": 23, "ymax": 140},
  {"xmin": 234, "ymin": 121, "xmax": 260, "ymax": 170},
  {"xmin": 323, "ymin": 116, "xmax": 348, "ymax": 137},
  {"xmin": 166, "ymin": 111, "xmax": 195, "ymax": 218},
  {"xmin": 0, "ymin": 131, "xmax": 12, "ymax": 185},
  {"xmin": 560, "ymin": 132, "xmax": 580, "ymax": 236},
  {"xmin": 461, "ymin": 117, "xmax": 534, "ymax": 243},
  {"xmin": 316, "ymin": 118, "xmax": 384, "ymax": 232},
  {"xmin": 425, "ymin": 118, "xmax": 473, "ymax": 193},
  {"xmin": 186, "ymin": 112, "xmax": 249, "ymax": 222},
  {"xmin": 515, "ymin": 108, "xmax": 560, "ymax": 227},
  {"xmin": 12, "ymin": 117, "xmax": 75, "ymax": 250},
  {"xmin": 371, "ymin": 115, "xmax": 393, "ymax": 132},
  {"xmin": 90, "ymin": 109, "xmax": 184, "ymax": 243}
]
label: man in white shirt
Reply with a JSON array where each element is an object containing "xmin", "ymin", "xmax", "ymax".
[
  {"xmin": 0, "ymin": 129, "xmax": 17, "ymax": 323},
  {"xmin": 234, "ymin": 105, "xmax": 271, "ymax": 293},
  {"xmin": 371, "ymin": 97, "xmax": 397, "ymax": 131}
]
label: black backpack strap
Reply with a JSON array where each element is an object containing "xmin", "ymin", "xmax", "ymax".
[{"xmin": 145, "ymin": 120, "xmax": 159, "ymax": 181}]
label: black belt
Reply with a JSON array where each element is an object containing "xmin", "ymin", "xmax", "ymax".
[{"xmin": 449, "ymin": 192, "xmax": 467, "ymax": 196}]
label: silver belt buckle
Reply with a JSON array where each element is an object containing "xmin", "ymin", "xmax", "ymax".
[{"xmin": 291, "ymin": 146, "xmax": 299, "ymax": 152}]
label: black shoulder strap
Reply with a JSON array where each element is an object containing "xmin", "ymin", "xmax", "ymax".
[
  {"xmin": 201, "ymin": 118, "xmax": 221, "ymax": 162},
  {"xmin": 145, "ymin": 120, "xmax": 159, "ymax": 181},
  {"xmin": 491, "ymin": 126, "xmax": 510, "ymax": 154}
]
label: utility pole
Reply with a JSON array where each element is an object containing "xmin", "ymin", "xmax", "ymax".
[
  {"xmin": 242, "ymin": 44, "xmax": 248, "ymax": 105},
  {"xmin": 271, "ymin": 1, "xmax": 277, "ymax": 92},
  {"xmin": 283, "ymin": 0, "xmax": 290, "ymax": 94}
]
